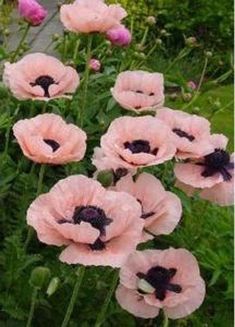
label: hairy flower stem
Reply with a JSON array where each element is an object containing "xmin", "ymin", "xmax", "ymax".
[
  {"xmin": 163, "ymin": 313, "xmax": 169, "ymax": 327},
  {"xmin": 78, "ymin": 35, "xmax": 93, "ymax": 127},
  {"xmin": 183, "ymin": 57, "xmax": 208, "ymax": 110},
  {"xmin": 4, "ymin": 104, "xmax": 20, "ymax": 156},
  {"xmin": 24, "ymin": 164, "xmax": 46, "ymax": 250},
  {"xmin": 61, "ymin": 265, "xmax": 86, "ymax": 327},
  {"xmin": 11, "ymin": 23, "xmax": 30, "ymax": 62},
  {"xmin": 26, "ymin": 288, "xmax": 38, "ymax": 327},
  {"xmin": 94, "ymin": 271, "xmax": 119, "ymax": 327}
]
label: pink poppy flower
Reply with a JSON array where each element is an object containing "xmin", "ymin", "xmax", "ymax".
[
  {"xmin": 27, "ymin": 175, "xmax": 144, "ymax": 267},
  {"xmin": 174, "ymin": 134, "xmax": 234, "ymax": 188},
  {"xmin": 92, "ymin": 147, "xmax": 136, "ymax": 182},
  {"xmin": 175, "ymin": 155, "xmax": 234, "ymax": 207},
  {"xmin": 116, "ymin": 249, "xmax": 206, "ymax": 319},
  {"xmin": 114, "ymin": 173, "xmax": 182, "ymax": 241},
  {"xmin": 3, "ymin": 53, "xmax": 79, "ymax": 101},
  {"xmin": 111, "ymin": 71, "xmax": 164, "ymax": 113},
  {"xmin": 156, "ymin": 108, "xmax": 213, "ymax": 159},
  {"xmin": 18, "ymin": 0, "xmax": 47, "ymax": 26},
  {"xmin": 100, "ymin": 116, "xmax": 176, "ymax": 169},
  {"xmin": 106, "ymin": 25, "xmax": 132, "ymax": 47},
  {"xmin": 60, "ymin": 0, "xmax": 127, "ymax": 34},
  {"xmin": 13, "ymin": 113, "xmax": 87, "ymax": 165}
]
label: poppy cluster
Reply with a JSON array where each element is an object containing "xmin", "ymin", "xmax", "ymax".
[{"xmin": 3, "ymin": 0, "xmax": 233, "ymax": 322}]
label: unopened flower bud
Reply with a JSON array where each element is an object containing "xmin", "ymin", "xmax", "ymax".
[
  {"xmin": 29, "ymin": 267, "xmax": 51, "ymax": 289},
  {"xmin": 187, "ymin": 81, "xmax": 197, "ymax": 90},
  {"xmin": 146, "ymin": 16, "xmax": 156, "ymax": 25},
  {"xmin": 89, "ymin": 58, "xmax": 101, "ymax": 72},
  {"xmin": 183, "ymin": 93, "xmax": 192, "ymax": 102},
  {"xmin": 3, "ymin": 28, "xmax": 10, "ymax": 36},
  {"xmin": 205, "ymin": 51, "xmax": 212, "ymax": 58},
  {"xmin": 185, "ymin": 36, "xmax": 197, "ymax": 47},
  {"xmin": 155, "ymin": 38, "xmax": 162, "ymax": 46},
  {"xmin": 18, "ymin": 0, "xmax": 48, "ymax": 26},
  {"xmin": 106, "ymin": 25, "xmax": 132, "ymax": 47},
  {"xmin": 192, "ymin": 107, "xmax": 200, "ymax": 113},
  {"xmin": 96, "ymin": 170, "xmax": 114, "ymax": 187},
  {"xmin": 52, "ymin": 33, "xmax": 60, "ymax": 41},
  {"xmin": 169, "ymin": 93, "xmax": 178, "ymax": 101}
]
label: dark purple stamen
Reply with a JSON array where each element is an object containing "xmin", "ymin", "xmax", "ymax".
[
  {"xmin": 149, "ymin": 92, "xmax": 155, "ymax": 96},
  {"xmin": 30, "ymin": 75, "xmax": 57, "ymax": 98},
  {"xmin": 198, "ymin": 149, "xmax": 233, "ymax": 181},
  {"xmin": 135, "ymin": 105, "xmax": 142, "ymax": 110},
  {"xmin": 72, "ymin": 205, "xmax": 112, "ymax": 236},
  {"xmin": 137, "ymin": 199, "xmax": 155, "ymax": 219},
  {"xmin": 136, "ymin": 90, "xmax": 143, "ymax": 94},
  {"xmin": 124, "ymin": 140, "xmax": 151, "ymax": 154},
  {"xmin": 89, "ymin": 238, "xmax": 106, "ymax": 251},
  {"xmin": 113, "ymin": 168, "xmax": 128, "ymax": 183},
  {"xmin": 137, "ymin": 266, "xmax": 181, "ymax": 301},
  {"xmin": 44, "ymin": 139, "xmax": 60, "ymax": 152},
  {"xmin": 173, "ymin": 128, "xmax": 195, "ymax": 142}
]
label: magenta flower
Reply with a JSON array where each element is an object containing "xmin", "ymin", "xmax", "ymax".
[
  {"xmin": 89, "ymin": 59, "xmax": 101, "ymax": 72},
  {"xmin": 106, "ymin": 25, "xmax": 132, "ymax": 47},
  {"xmin": 18, "ymin": 0, "xmax": 48, "ymax": 26},
  {"xmin": 187, "ymin": 81, "xmax": 197, "ymax": 90}
]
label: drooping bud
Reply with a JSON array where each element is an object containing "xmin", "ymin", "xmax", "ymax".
[
  {"xmin": 96, "ymin": 170, "xmax": 114, "ymax": 187},
  {"xmin": 46, "ymin": 277, "xmax": 60, "ymax": 297},
  {"xmin": 89, "ymin": 58, "xmax": 101, "ymax": 72},
  {"xmin": 29, "ymin": 266, "xmax": 51, "ymax": 289},
  {"xmin": 18, "ymin": 0, "xmax": 47, "ymax": 26},
  {"xmin": 106, "ymin": 25, "xmax": 132, "ymax": 47}
]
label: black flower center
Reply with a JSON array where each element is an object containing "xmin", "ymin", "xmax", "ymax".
[
  {"xmin": 43, "ymin": 139, "xmax": 60, "ymax": 152},
  {"xmin": 198, "ymin": 149, "xmax": 233, "ymax": 181},
  {"xmin": 137, "ymin": 199, "xmax": 155, "ymax": 219},
  {"xmin": 173, "ymin": 128, "xmax": 195, "ymax": 142},
  {"xmin": 113, "ymin": 168, "xmax": 129, "ymax": 183},
  {"xmin": 30, "ymin": 75, "xmax": 57, "ymax": 98},
  {"xmin": 72, "ymin": 205, "xmax": 112, "ymax": 236},
  {"xmin": 124, "ymin": 140, "xmax": 151, "ymax": 154},
  {"xmin": 137, "ymin": 266, "xmax": 182, "ymax": 301}
]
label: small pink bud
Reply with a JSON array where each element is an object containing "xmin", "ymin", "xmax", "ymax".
[
  {"xmin": 106, "ymin": 25, "xmax": 132, "ymax": 47},
  {"xmin": 18, "ymin": 0, "xmax": 48, "ymax": 26},
  {"xmin": 187, "ymin": 81, "xmax": 197, "ymax": 90},
  {"xmin": 89, "ymin": 59, "xmax": 101, "ymax": 72}
]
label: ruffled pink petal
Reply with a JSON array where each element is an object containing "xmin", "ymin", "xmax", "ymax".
[
  {"xmin": 4, "ymin": 53, "xmax": 79, "ymax": 100},
  {"xmin": 13, "ymin": 114, "xmax": 87, "ymax": 164},
  {"xmin": 59, "ymin": 221, "xmax": 143, "ymax": 267},
  {"xmin": 101, "ymin": 116, "xmax": 176, "ymax": 169},
  {"xmin": 116, "ymin": 285, "xmax": 160, "ymax": 319},
  {"xmin": 175, "ymin": 179, "xmax": 197, "ymax": 197},
  {"xmin": 199, "ymin": 155, "xmax": 234, "ymax": 206},
  {"xmin": 119, "ymin": 250, "xmax": 158, "ymax": 289},
  {"xmin": 100, "ymin": 190, "xmax": 142, "ymax": 241},
  {"xmin": 164, "ymin": 278, "xmax": 206, "ymax": 319},
  {"xmin": 111, "ymin": 71, "xmax": 164, "ymax": 112},
  {"xmin": 145, "ymin": 191, "xmax": 182, "ymax": 236},
  {"xmin": 174, "ymin": 162, "xmax": 223, "ymax": 188}
]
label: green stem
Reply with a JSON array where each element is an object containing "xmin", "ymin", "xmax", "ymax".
[
  {"xmin": 78, "ymin": 35, "xmax": 93, "ymax": 127},
  {"xmin": 26, "ymin": 288, "xmax": 38, "ymax": 327},
  {"xmin": 165, "ymin": 47, "xmax": 190, "ymax": 73},
  {"xmin": 4, "ymin": 105, "xmax": 20, "ymax": 156},
  {"xmin": 163, "ymin": 313, "xmax": 169, "ymax": 327},
  {"xmin": 61, "ymin": 265, "xmax": 86, "ymax": 327},
  {"xmin": 24, "ymin": 164, "xmax": 46, "ymax": 250},
  {"xmin": 42, "ymin": 101, "xmax": 47, "ymax": 114},
  {"xmin": 183, "ymin": 57, "xmax": 208, "ymax": 110},
  {"xmin": 11, "ymin": 24, "xmax": 30, "ymax": 62},
  {"xmin": 94, "ymin": 271, "xmax": 119, "ymax": 327}
]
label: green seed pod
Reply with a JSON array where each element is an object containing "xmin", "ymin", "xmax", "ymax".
[
  {"xmin": 46, "ymin": 277, "xmax": 60, "ymax": 297},
  {"xmin": 29, "ymin": 267, "xmax": 51, "ymax": 290},
  {"xmin": 96, "ymin": 170, "xmax": 114, "ymax": 187}
]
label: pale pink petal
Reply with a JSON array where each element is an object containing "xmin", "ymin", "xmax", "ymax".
[
  {"xmin": 116, "ymin": 285, "xmax": 160, "ymax": 319},
  {"xmin": 174, "ymin": 162, "xmax": 223, "ymax": 188}
]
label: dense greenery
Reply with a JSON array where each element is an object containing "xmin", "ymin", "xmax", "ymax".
[{"xmin": 0, "ymin": 0, "xmax": 233, "ymax": 326}]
